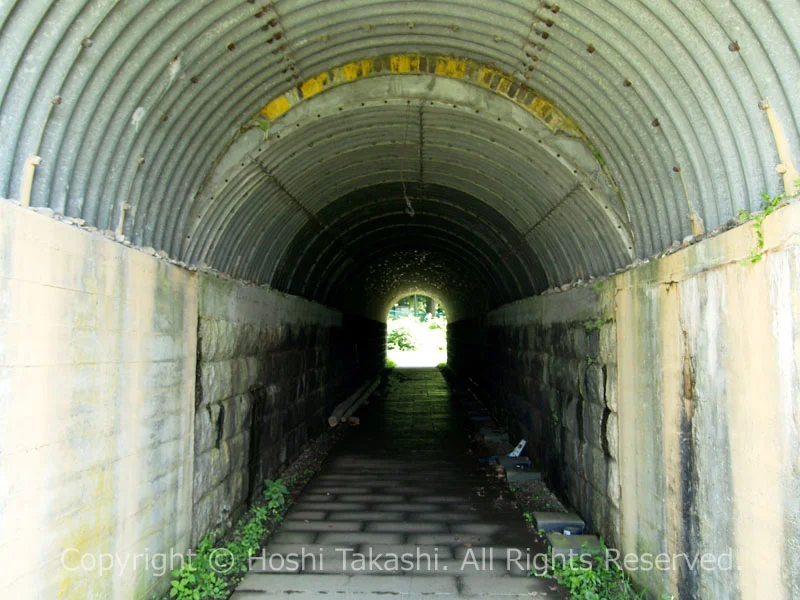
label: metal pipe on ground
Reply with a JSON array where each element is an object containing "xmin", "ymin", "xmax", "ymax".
[{"xmin": 327, "ymin": 377, "xmax": 380, "ymax": 427}]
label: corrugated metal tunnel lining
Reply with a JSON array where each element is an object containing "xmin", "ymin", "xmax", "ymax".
[{"xmin": 1, "ymin": 0, "xmax": 798, "ymax": 319}]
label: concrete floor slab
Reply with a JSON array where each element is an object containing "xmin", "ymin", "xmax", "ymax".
[
  {"xmin": 338, "ymin": 494, "xmax": 407, "ymax": 503},
  {"xmin": 269, "ymin": 532, "xmax": 318, "ymax": 544},
  {"xmin": 409, "ymin": 512, "xmax": 479, "ymax": 522},
  {"xmin": 315, "ymin": 532, "xmax": 406, "ymax": 545},
  {"xmin": 329, "ymin": 511, "xmax": 407, "ymax": 522},
  {"xmin": 281, "ymin": 520, "xmax": 363, "ymax": 532},
  {"xmin": 231, "ymin": 369, "xmax": 565, "ymax": 599},
  {"xmin": 291, "ymin": 501, "xmax": 369, "ymax": 512},
  {"xmin": 460, "ymin": 575, "xmax": 551, "ymax": 596},
  {"xmin": 285, "ymin": 510, "xmax": 328, "ymax": 521},
  {"xmin": 365, "ymin": 521, "xmax": 448, "ymax": 533}
]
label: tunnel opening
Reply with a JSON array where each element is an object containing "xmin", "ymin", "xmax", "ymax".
[
  {"xmin": 1, "ymin": 2, "xmax": 800, "ymax": 600},
  {"xmin": 386, "ymin": 293, "xmax": 447, "ymax": 368}
]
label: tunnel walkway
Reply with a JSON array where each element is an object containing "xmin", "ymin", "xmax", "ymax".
[{"xmin": 231, "ymin": 368, "xmax": 565, "ymax": 599}]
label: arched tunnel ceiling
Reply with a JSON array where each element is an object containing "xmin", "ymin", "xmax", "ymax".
[{"xmin": 1, "ymin": 0, "xmax": 798, "ymax": 320}]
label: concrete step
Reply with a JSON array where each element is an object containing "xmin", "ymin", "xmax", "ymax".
[
  {"xmin": 533, "ymin": 511, "xmax": 585, "ymax": 534},
  {"xmin": 505, "ymin": 469, "xmax": 542, "ymax": 483},
  {"xmin": 497, "ymin": 456, "xmax": 531, "ymax": 469},
  {"xmin": 545, "ymin": 533, "xmax": 602, "ymax": 559}
]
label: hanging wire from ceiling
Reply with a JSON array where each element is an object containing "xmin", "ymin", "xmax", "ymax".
[{"xmin": 401, "ymin": 99, "xmax": 415, "ymax": 217}]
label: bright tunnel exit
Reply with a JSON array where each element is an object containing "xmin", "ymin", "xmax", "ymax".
[{"xmin": 386, "ymin": 294, "xmax": 447, "ymax": 368}]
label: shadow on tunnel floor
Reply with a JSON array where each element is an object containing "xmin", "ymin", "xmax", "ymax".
[{"xmin": 230, "ymin": 368, "xmax": 567, "ymax": 599}]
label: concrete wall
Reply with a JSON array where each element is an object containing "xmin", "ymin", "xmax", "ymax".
[
  {"xmin": 613, "ymin": 201, "xmax": 800, "ymax": 599},
  {"xmin": 452, "ymin": 200, "xmax": 800, "ymax": 599},
  {"xmin": 0, "ymin": 201, "xmax": 197, "ymax": 599},
  {"xmin": 0, "ymin": 199, "xmax": 385, "ymax": 599}
]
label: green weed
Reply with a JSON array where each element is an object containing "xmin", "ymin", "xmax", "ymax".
[
  {"xmin": 534, "ymin": 540, "xmax": 643, "ymax": 600},
  {"xmin": 165, "ymin": 479, "xmax": 291, "ymax": 599},
  {"xmin": 263, "ymin": 478, "xmax": 289, "ymax": 515},
  {"xmin": 737, "ymin": 182, "xmax": 798, "ymax": 265}
]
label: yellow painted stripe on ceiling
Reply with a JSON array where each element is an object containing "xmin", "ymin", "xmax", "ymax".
[
  {"xmin": 261, "ymin": 95, "xmax": 291, "ymax": 120},
  {"xmin": 254, "ymin": 54, "xmax": 580, "ymax": 136},
  {"xmin": 300, "ymin": 72, "xmax": 329, "ymax": 98}
]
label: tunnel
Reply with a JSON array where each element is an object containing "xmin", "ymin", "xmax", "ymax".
[{"xmin": 1, "ymin": 1, "xmax": 799, "ymax": 599}]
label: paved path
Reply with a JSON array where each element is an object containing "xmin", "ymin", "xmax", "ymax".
[{"xmin": 232, "ymin": 369, "xmax": 566, "ymax": 600}]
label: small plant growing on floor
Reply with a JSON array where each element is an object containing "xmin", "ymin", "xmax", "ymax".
[
  {"xmin": 386, "ymin": 358, "xmax": 397, "ymax": 368},
  {"xmin": 167, "ymin": 502, "xmax": 278, "ymax": 599},
  {"xmin": 164, "ymin": 435, "xmax": 339, "ymax": 599},
  {"xmin": 169, "ymin": 535, "xmax": 228, "ymax": 599},
  {"xmin": 534, "ymin": 539, "xmax": 643, "ymax": 599},
  {"xmin": 263, "ymin": 478, "xmax": 289, "ymax": 515}
]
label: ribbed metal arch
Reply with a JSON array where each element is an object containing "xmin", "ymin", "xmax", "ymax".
[
  {"xmin": 187, "ymin": 98, "xmax": 629, "ymax": 291},
  {"xmin": 324, "ymin": 241, "xmax": 498, "ymax": 322},
  {"xmin": 337, "ymin": 251, "xmax": 485, "ymax": 322},
  {"xmin": 315, "ymin": 228, "xmax": 508, "ymax": 307},
  {"xmin": 1, "ymin": 0, "xmax": 798, "ymax": 320},
  {"xmin": 270, "ymin": 183, "xmax": 547, "ymax": 316},
  {"xmin": 294, "ymin": 210, "xmax": 526, "ymax": 295}
]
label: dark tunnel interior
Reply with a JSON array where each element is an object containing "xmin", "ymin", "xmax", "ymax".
[{"xmin": 2, "ymin": 1, "xmax": 800, "ymax": 598}]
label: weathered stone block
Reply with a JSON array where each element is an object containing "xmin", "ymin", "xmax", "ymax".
[
  {"xmin": 582, "ymin": 363, "xmax": 605, "ymax": 406},
  {"xmin": 563, "ymin": 395, "xmax": 580, "ymax": 435},
  {"xmin": 193, "ymin": 443, "xmax": 232, "ymax": 502},
  {"xmin": 586, "ymin": 327, "xmax": 600, "ymax": 360},
  {"xmin": 607, "ymin": 458, "xmax": 621, "ymax": 508},
  {"xmin": 551, "ymin": 357, "xmax": 580, "ymax": 395},
  {"xmin": 568, "ymin": 326, "xmax": 588, "ymax": 358},
  {"xmin": 199, "ymin": 319, "xmax": 237, "ymax": 362},
  {"xmin": 588, "ymin": 489, "xmax": 620, "ymax": 548},
  {"xmin": 199, "ymin": 357, "xmax": 261, "ymax": 408},
  {"xmin": 582, "ymin": 443, "xmax": 608, "ymax": 494},
  {"xmin": 541, "ymin": 354, "xmax": 552, "ymax": 388},
  {"xmin": 599, "ymin": 323, "xmax": 616, "ymax": 364},
  {"xmin": 605, "ymin": 364, "xmax": 618, "ymax": 412},
  {"xmin": 605, "ymin": 411, "xmax": 619, "ymax": 459},
  {"xmin": 192, "ymin": 483, "xmax": 231, "ymax": 546},
  {"xmin": 582, "ymin": 400, "xmax": 605, "ymax": 447},
  {"xmin": 195, "ymin": 403, "xmax": 221, "ymax": 455}
]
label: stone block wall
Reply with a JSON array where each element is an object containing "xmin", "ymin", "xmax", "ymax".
[
  {"xmin": 192, "ymin": 276, "xmax": 384, "ymax": 545},
  {"xmin": 449, "ymin": 286, "xmax": 621, "ymax": 547}
]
